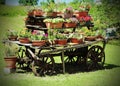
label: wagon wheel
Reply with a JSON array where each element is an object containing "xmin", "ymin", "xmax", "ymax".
[
  {"xmin": 76, "ymin": 47, "xmax": 88, "ymax": 65},
  {"xmin": 86, "ymin": 45, "xmax": 105, "ymax": 71},
  {"xmin": 64, "ymin": 49, "xmax": 77, "ymax": 64},
  {"xmin": 31, "ymin": 56, "xmax": 55, "ymax": 76},
  {"xmin": 17, "ymin": 47, "xmax": 32, "ymax": 70}
]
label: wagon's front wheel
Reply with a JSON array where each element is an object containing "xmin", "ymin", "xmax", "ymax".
[
  {"xmin": 86, "ymin": 45, "xmax": 105, "ymax": 71},
  {"xmin": 31, "ymin": 56, "xmax": 55, "ymax": 76}
]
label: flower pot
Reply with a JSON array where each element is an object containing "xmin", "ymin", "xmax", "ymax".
[
  {"xmin": 78, "ymin": 38, "xmax": 84, "ymax": 44},
  {"xmin": 56, "ymin": 39, "xmax": 67, "ymax": 45},
  {"xmin": 19, "ymin": 38, "xmax": 30, "ymax": 43},
  {"xmin": 85, "ymin": 36, "xmax": 97, "ymax": 41},
  {"xmin": 46, "ymin": 12, "xmax": 57, "ymax": 17},
  {"xmin": 4, "ymin": 56, "xmax": 17, "ymax": 69},
  {"xmin": 32, "ymin": 40, "xmax": 46, "ymax": 46},
  {"xmin": 8, "ymin": 36, "xmax": 18, "ymax": 41},
  {"xmin": 96, "ymin": 35, "xmax": 103, "ymax": 39},
  {"xmin": 45, "ymin": 22, "xmax": 54, "ymax": 29},
  {"xmin": 70, "ymin": 38, "xmax": 79, "ymax": 44},
  {"xmin": 64, "ymin": 22, "xmax": 77, "ymax": 28},
  {"xmin": 53, "ymin": 22, "xmax": 63, "ymax": 29},
  {"xmin": 74, "ymin": 11, "xmax": 88, "ymax": 18},
  {"xmin": 28, "ymin": 9, "xmax": 43, "ymax": 17}
]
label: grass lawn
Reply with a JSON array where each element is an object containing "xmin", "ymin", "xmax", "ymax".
[{"xmin": 0, "ymin": 16, "xmax": 120, "ymax": 86}]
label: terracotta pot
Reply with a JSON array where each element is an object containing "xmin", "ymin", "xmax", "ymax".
[
  {"xmin": 96, "ymin": 35, "xmax": 103, "ymax": 39},
  {"xmin": 45, "ymin": 22, "xmax": 54, "ymax": 29},
  {"xmin": 53, "ymin": 22, "xmax": 63, "ymax": 29},
  {"xmin": 70, "ymin": 38, "xmax": 79, "ymax": 44},
  {"xmin": 56, "ymin": 39, "xmax": 67, "ymax": 45},
  {"xmin": 19, "ymin": 38, "xmax": 30, "ymax": 43},
  {"xmin": 4, "ymin": 56, "xmax": 17, "ymax": 69},
  {"xmin": 64, "ymin": 22, "xmax": 77, "ymax": 28},
  {"xmin": 46, "ymin": 12, "xmax": 57, "ymax": 17},
  {"xmin": 85, "ymin": 36, "xmax": 97, "ymax": 41},
  {"xmin": 74, "ymin": 11, "xmax": 88, "ymax": 18},
  {"xmin": 28, "ymin": 9, "xmax": 43, "ymax": 16},
  {"xmin": 32, "ymin": 40, "xmax": 46, "ymax": 46},
  {"xmin": 8, "ymin": 36, "xmax": 18, "ymax": 41},
  {"xmin": 78, "ymin": 38, "xmax": 84, "ymax": 44}
]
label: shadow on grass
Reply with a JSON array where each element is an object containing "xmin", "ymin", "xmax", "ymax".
[
  {"xmin": 15, "ymin": 63, "xmax": 120, "ymax": 76},
  {"xmin": 54, "ymin": 63, "xmax": 120, "ymax": 74},
  {"xmin": 104, "ymin": 63, "xmax": 120, "ymax": 69}
]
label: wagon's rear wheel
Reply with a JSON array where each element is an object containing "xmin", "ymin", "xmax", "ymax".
[
  {"xmin": 86, "ymin": 45, "xmax": 105, "ymax": 71},
  {"xmin": 32, "ymin": 56, "xmax": 55, "ymax": 76}
]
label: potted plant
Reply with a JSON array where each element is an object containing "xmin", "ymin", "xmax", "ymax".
[
  {"xmin": 74, "ymin": 2, "xmax": 90, "ymax": 18},
  {"xmin": 28, "ymin": 8, "xmax": 44, "ymax": 17},
  {"xmin": 85, "ymin": 30, "xmax": 97, "ymax": 41},
  {"xmin": 18, "ymin": 29, "xmax": 31, "ymax": 43},
  {"xmin": 44, "ymin": 2, "xmax": 57, "ymax": 17},
  {"xmin": 7, "ymin": 29, "xmax": 18, "ymax": 41},
  {"xmin": 31, "ymin": 34, "xmax": 47, "ymax": 46},
  {"xmin": 44, "ymin": 18, "xmax": 64, "ymax": 29},
  {"xmin": 43, "ymin": 18, "xmax": 53, "ymax": 29},
  {"xmin": 52, "ymin": 18, "xmax": 64, "ymax": 29},
  {"xmin": 68, "ymin": 33, "xmax": 84, "ymax": 44},
  {"xmin": 55, "ymin": 33, "xmax": 67, "ymax": 45},
  {"xmin": 64, "ymin": 7, "xmax": 74, "ymax": 18},
  {"xmin": 64, "ymin": 17, "xmax": 79, "ymax": 28},
  {"xmin": 4, "ymin": 43, "xmax": 18, "ymax": 69}
]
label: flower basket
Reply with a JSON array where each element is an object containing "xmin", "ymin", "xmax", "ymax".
[
  {"xmin": 74, "ymin": 11, "xmax": 88, "ymax": 18},
  {"xmin": 8, "ymin": 36, "xmax": 18, "ymax": 41},
  {"xmin": 70, "ymin": 38, "xmax": 79, "ymax": 44},
  {"xmin": 28, "ymin": 9, "xmax": 43, "ymax": 17},
  {"xmin": 79, "ymin": 38, "xmax": 84, "ymax": 44},
  {"xmin": 56, "ymin": 39, "xmax": 67, "ymax": 45},
  {"xmin": 32, "ymin": 40, "xmax": 46, "ymax": 46},
  {"xmin": 45, "ymin": 12, "xmax": 57, "ymax": 17},
  {"xmin": 85, "ymin": 36, "xmax": 97, "ymax": 41},
  {"xmin": 64, "ymin": 22, "xmax": 77, "ymax": 28},
  {"xmin": 19, "ymin": 38, "xmax": 30, "ymax": 43},
  {"xmin": 45, "ymin": 22, "xmax": 54, "ymax": 29},
  {"xmin": 4, "ymin": 56, "xmax": 17, "ymax": 69},
  {"xmin": 53, "ymin": 22, "xmax": 63, "ymax": 29}
]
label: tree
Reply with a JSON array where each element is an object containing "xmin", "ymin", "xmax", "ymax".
[
  {"xmin": 19, "ymin": 0, "xmax": 38, "ymax": 6},
  {"xmin": 0, "ymin": 0, "xmax": 5, "ymax": 4}
]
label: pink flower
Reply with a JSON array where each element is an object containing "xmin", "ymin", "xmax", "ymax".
[{"xmin": 32, "ymin": 30, "xmax": 38, "ymax": 35}]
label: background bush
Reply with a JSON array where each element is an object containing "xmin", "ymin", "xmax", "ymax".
[{"xmin": 0, "ymin": 5, "xmax": 27, "ymax": 16}]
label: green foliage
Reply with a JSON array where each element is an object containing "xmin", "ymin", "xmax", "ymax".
[
  {"xmin": 65, "ymin": 18, "xmax": 79, "ymax": 23},
  {"xmin": 43, "ymin": 18, "xmax": 52, "ymax": 22},
  {"xmin": 4, "ymin": 43, "xmax": 18, "ymax": 57},
  {"xmin": 90, "ymin": 1, "xmax": 120, "ymax": 29},
  {"xmin": 19, "ymin": 0, "xmax": 38, "ymax": 6},
  {"xmin": 41, "ymin": 2, "xmax": 56, "ymax": 12},
  {"xmin": 44, "ymin": 18, "xmax": 64, "ymax": 23},
  {"xmin": 19, "ymin": 29, "xmax": 31, "ymax": 38},
  {"xmin": 7, "ymin": 29, "xmax": 18, "ymax": 36},
  {"xmin": 55, "ymin": 33, "xmax": 67, "ymax": 39},
  {"xmin": 0, "ymin": 0, "xmax": 5, "ymax": 4},
  {"xmin": 0, "ymin": 5, "xmax": 27, "ymax": 16},
  {"xmin": 52, "ymin": 18, "xmax": 64, "ymax": 23},
  {"xmin": 31, "ymin": 34, "xmax": 47, "ymax": 40}
]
